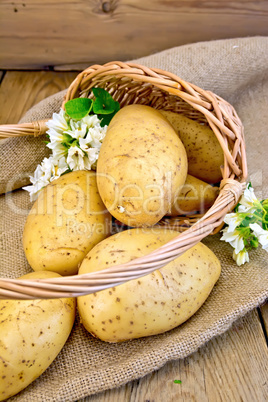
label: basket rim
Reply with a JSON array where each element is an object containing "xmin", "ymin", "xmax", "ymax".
[
  {"xmin": 0, "ymin": 61, "xmax": 248, "ymax": 300},
  {"xmin": 65, "ymin": 61, "xmax": 247, "ymax": 180}
]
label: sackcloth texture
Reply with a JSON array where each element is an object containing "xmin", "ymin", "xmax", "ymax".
[{"xmin": 0, "ymin": 36, "xmax": 268, "ymax": 401}]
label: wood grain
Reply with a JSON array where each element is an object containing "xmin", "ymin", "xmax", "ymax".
[
  {"xmin": 0, "ymin": 1, "xmax": 268, "ymax": 70},
  {"xmin": 260, "ymin": 303, "xmax": 268, "ymax": 336},
  {"xmin": 0, "ymin": 71, "xmax": 77, "ymax": 124},
  {"xmin": 83, "ymin": 310, "xmax": 268, "ymax": 402}
]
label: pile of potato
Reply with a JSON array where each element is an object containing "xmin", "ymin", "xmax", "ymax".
[{"xmin": 0, "ymin": 105, "xmax": 223, "ymax": 400}]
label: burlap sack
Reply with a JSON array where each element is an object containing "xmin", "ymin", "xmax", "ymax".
[{"xmin": 1, "ymin": 37, "xmax": 268, "ymax": 401}]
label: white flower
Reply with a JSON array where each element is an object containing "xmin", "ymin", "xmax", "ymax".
[
  {"xmin": 220, "ymin": 227, "xmax": 245, "ymax": 254},
  {"xmin": 82, "ymin": 114, "xmax": 101, "ymax": 128},
  {"xmin": 65, "ymin": 120, "xmax": 88, "ymax": 140},
  {"xmin": 88, "ymin": 128, "xmax": 105, "ymax": 148},
  {"xmin": 47, "ymin": 141, "xmax": 67, "ymax": 159},
  {"xmin": 54, "ymin": 156, "xmax": 69, "ymax": 178},
  {"xmin": 46, "ymin": 109, "xmax": 70, "ymax": 159},
  {"xmin": 32, "ymin": 157, "xmax": 56, "ymax": 187},
  {"xmin": 223, "ymin": 212, "xmax": 243, "ymax": 232},
  {"xmin": 46, "ymin": 108, "xmax": 69, "ymax": 134},
  {"xmin": 80, "ymin": 117, "xmax": 107, "ymax": 149},
  {"xmin": 78, "ymin": 120, "xmax": 107, "ymax": 169},
  {"xmin": 87, "ymin": 147, "xmax": 99, "ymax": 164},
  {"xmin": 24, "ymin": 108, "xmax": 108, "ymax": 201},
  {"xmin": 79, "ymin": 137, "xmax": 91, "ymax": 152},
  {"xmin": 232, "ymin": 249, "xmax": 249, "ymax": 266},
  {"xmin": 67, "ymin": 146, "xmax": 88, "ymax": 171},
  {"xmin": 249, "ymin": 223, "xmax": 268, "ymax": 251},
  {"xmin": 45, "ymin": 109, "xmax": 107, "ymax": 171},
  {"xmin": 238, "ymin": 185, "xmax": 259, "ymax": 213},
  {"xmin": 22, "ymin": 156, "xmax": 69, "ymax": 202},
  {"xmin": 47, "ymin": 129, "xmax": 64, "ymax": 143},
  {"xmin": 220, "ymin": 184, "xmax": 268, "ymax": 265},
  {"xmin": 23, "ymin": 157, "xmax": 56, "ymax": 201}
]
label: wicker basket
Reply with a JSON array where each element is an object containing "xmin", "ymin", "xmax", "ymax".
[{"xmin": 0, "ymin": 61, "xmax": 247, "ymax": 300}]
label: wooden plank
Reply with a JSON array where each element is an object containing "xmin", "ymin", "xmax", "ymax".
[
  {"xmin": 260, "ymin": 303, "xmax": 268, "ymax": 337},
  {"xmin": 0, "ymin": 71, "xmax": 77, "ymax": 124},
  {"xmin": 0, "ymin": 1, "xmax": 268, "ymax": 70},
  {"xmin": 84, "ymin": 309, "xmax": 268, "ymax": 402}
]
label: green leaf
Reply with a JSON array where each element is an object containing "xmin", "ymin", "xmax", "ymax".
[
  {"xmin": 250, "ymin": 236, "xmax": 259, "ymax": 249},
  {"xmin": 93, "ymin": 98, "xmax": 114, "ymax": 114},
  {"xmin": 174, "ymin": 380, "xmax": 182, "ymax": 384},
  {"xmin": 98, "ymin": 110, "xmax": 118, "ymax": 127},
  {"xmin": 65, "ymin": 98, "xmax": 93, "ymax": 120},
  {"xmin": 92, "ymin": 87, "xmax": 120, "ymax": 115},
  {"xmin": 240, "ymin": 216, "xmax": 251, "ymax": 227},
  {"xmin": 113, "ymin": 100, "xmax": 120, "ymax": 112}
]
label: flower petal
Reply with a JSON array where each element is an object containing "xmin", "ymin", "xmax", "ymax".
[
  {"xmin": 250, "ymin": 223, "xmax": 268, "ymax": 250},
  {"xmin": 233, "ymin": 249, "xmax": 249, "ymax": 266}
]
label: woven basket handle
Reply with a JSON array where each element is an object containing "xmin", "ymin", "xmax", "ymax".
[{"xmin": 0, "ymin": 120, "xmax": 48, "ymax": 139}]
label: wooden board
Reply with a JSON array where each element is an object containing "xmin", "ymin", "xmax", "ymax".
[
  {"xmin": 85, "ymin": 310, "xmax": 268, "ymax": 401},
  {"xmin": 0, "ymin": 71, "xmax": 77, "ymax": 124},
  {"xmin": 0, "ymin": 0, "xmax": 268, "ymax": 70},
  {"xmin": 260, "ymin": 303, "xmax": 268, "ymax": 335}
]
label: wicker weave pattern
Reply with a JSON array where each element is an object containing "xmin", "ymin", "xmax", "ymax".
[{"xmin": 0, "ymin": 62, "xmax": 247, "ymax": 299}]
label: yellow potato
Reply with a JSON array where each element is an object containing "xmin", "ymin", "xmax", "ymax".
[
  {"xmin": 160, "ymin": 111, "xmax": 224, "ymax": 183},
  {"xmin": 23, "ymin": 170, "xmax": 112, "ymax": 276},
  {"xmin": 97, "ymin": 105, "xmax": 187, "ymax": 227},
  {"xmin": 78, "ymin": 228, "xmax": 221, "ymax": 342},
  {"xmin": 0, "ymin": 271, "xmax": 76, "ymax": 401},
  {"xmin": 167, "ymin": 174, "xmax": 219, "ymax": 216}
]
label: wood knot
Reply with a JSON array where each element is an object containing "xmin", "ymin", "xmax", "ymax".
[{"xmin": 102, "ymin": 1, "xmax": 113, "ymax": 13}]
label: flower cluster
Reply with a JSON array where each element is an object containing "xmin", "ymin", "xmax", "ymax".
[
  {"xmin": 221, "ymin": 184, "xmax": 268, "ymax": 265},
  {"xmin": 23, "ymin": 109, "xmax": 107, "ymax": 201}
]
